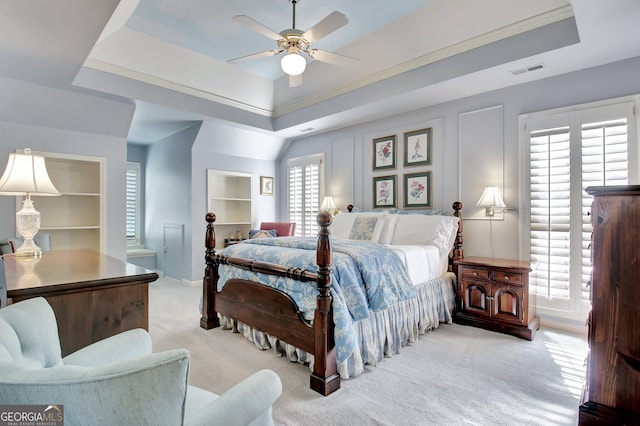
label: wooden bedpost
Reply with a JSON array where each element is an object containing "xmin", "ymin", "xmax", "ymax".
[
  {"xmin": 310, "ymin": 211, "xmax": 341, "ymax": 395},
  {"xmin": 201, "ymin": 212, "xmax": 221, "ymax": 329},
  {"xmin": 451, "ymin": 202, "xmax": 463, "ymax": 273}
]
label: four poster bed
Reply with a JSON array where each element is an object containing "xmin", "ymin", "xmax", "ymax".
[{"xmin": 200, "ymin": 202, "xmax": 463, "ymax": 396}]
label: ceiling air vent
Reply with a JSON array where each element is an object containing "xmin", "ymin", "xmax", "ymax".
[{"xmin": 511, "ymin": 63, "xmax": 545, "ymax": 76}]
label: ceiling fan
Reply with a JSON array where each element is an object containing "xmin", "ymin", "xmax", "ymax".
[{"xmin": 228, "ymin": 0, "xmax": 359, "ymax": 87}]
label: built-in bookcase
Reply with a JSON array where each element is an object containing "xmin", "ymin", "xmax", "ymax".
[
  {"xmin": 207, "ymin": 169, "xmax": 252, "ymax": 249},
  {"xmin": 20, "ymin": 151, "xmax": 105, "ymax": 252}
]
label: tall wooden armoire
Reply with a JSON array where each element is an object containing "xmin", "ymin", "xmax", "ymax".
[{"xmin": 579, "ymin": 185, "xmax": 640, "ymax": 424}]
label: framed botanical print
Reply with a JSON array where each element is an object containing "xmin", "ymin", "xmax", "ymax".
[
  {"xmin": 260, "ymin": 176, "xmax": 274, "ymax": 195},
  {"xmin": 373, "ymin": 175, "xmax": 397, "ymax": 208},
  {"xmin": 403, "ymin": 128, "xmax": 432, "ymax": 167},
  {"xmin": 404, "ymin": 171, "xmax": 431, "ymax": 208},
  {"xmin": 372, "ymin": 135, "xmax": 396, "ymax": 170}
]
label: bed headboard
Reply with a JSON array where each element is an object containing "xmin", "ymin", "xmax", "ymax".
[{"xmin": 344, "ymin": 202, "xmax": 464, "ymax": 266}]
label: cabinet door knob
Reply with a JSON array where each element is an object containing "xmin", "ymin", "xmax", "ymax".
[
  {"xmin": 472, "ymin": 271, "xmax": 478, "ymax": 277},
  {"xmin": 504, "ymin": 275, "xmax": 510, "ymax": 281}
]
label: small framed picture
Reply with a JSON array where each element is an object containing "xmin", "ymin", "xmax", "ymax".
[
  {"xmin": 373, "ymin": 175, "xmax": 397, "ymax": 209},
  {"xmin": 372, "ymin": 135, "xmax": 396, "ymax": 170},
  {"xmin": 260, "ymin": 176, "xmax": 274, "ymax": 196},
  {"xmin": 404, "ymin": 128, "xmax": 432, "ymax": 167},
  {"xmin": 404, "ymin": 172, "xmax": 432, "ymax": 208}
]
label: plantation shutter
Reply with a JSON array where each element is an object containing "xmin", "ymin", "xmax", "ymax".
[
  {"xmin": 126, "ymin": 162, "xmax": 140, "ymax": 245},
  {"xmin": 525, "ymin": 99, "xmax": 634, "ymax": 317},
  {"xmin": 530, "ymin": 127, "xmax": 571, "ymax": 300},
  {"xmin": 580, "ymin": 118, "xmax": 628, "ymax": 301},
  {"xmin": 288, "ymin": 154, "xmax": 323, "ymax": 236}
]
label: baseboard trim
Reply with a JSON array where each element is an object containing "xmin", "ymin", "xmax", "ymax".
[
  {"xmin": 539, "ymin": 315, "xmax": 588, "ymax": 335},
  {"xmin": 181, "ymin": 279, "xmax": 200, "ymax": 288}
]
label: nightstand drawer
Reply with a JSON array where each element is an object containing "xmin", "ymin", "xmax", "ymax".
[
  {"xmin": 493, "ymin": 271, "xmax": 523, "ymax": 285},
  {"xmin": 461, "ymin": 267, "xmax": 490, "ymax": 280}
]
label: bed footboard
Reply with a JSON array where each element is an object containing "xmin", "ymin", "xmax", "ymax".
[{"xmin": 201, "ymin": 212, "xmax": 340, "ymax": 395}]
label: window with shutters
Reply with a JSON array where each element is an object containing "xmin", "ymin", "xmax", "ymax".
[
  {"xmin": 288, "ymin": 154, "xmax": 324, "ymax": 236},
  {"xmin": 126, "ymin": 162, "xmax": 142, "ymax": 247},
  {"xmin": 522, "ymin": 99, "xmax": 637, "ymax": 320}
]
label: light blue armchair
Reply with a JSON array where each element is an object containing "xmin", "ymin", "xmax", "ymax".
[{"xmin": 0, "ymin": 297, "xmax": 282, "ymax": 425}]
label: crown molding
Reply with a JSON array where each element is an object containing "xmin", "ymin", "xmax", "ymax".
[
  {"xmin": 84, "ymin": 5, "xmax": 573, "ymax": 121},
  {"xmin": 272, "ymin": 6, "xmax": 574, "ymax": 117},
  {"xmin": 83, "ymin": 58, "xmax": 274, "ymax": 117}
]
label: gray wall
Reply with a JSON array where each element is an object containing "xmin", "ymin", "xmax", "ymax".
[
  {"xmin": 2, "ymin": 55, "xmax": 640, "ymax": 284},
  {"xmin": 144, "ymin": 123, "xmax": 200, "ymax": 281},
  {"xmin": 189, "ymin": 121, "xmax": 282, "ymax": 282},
  {"xmin": 0, "ymin": 76, "xmax": 134, "ymax": 260},
  {"xmin": 280, "ymin": 55, "xmax": 640, "ymax": 260}
]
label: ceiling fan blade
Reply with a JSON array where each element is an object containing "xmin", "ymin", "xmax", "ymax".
[
  {"xmin": 233, "ymin": 15, "xmax": 283, "ymax": 41},
  {"xmin": 289, "ymin": 74, "xmax": 303, "ymax": 87},
  {"xmin": 228, "ymin": 50, "xmax": 280, "ymax": 64},
  {"xmin": 309, "ymin": 49, "xmax": 359, "ymax": 69},
  {"xmin": 302, "ymin": 11, "xmax": 348, "ymax": 43}
]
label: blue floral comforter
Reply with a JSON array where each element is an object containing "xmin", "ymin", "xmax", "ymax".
[{"xmin": 218, "ymin": 237, "xmax": 416, "ymax": 362}]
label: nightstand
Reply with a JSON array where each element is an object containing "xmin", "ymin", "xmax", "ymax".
[{"xmin": 454, "ymin": 257, "xmax": 539, "ymax": 340}]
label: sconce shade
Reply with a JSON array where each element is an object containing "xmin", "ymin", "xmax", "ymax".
[
  {"xmin": 476, "ymin": 186, "xmax": 507, "ymax": 208},
  {"xmin": 320, "ymin": 196, "xmax": 339, "ymax": 216},
  {"xmin": 0, "ymin": 149, "xmax": 60, "ymax": 196},
  {"xmin": 281, "ymin": 51, "xmax": 307, "ymax": 76}
]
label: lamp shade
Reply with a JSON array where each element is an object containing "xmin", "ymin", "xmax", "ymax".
[
  {"xmin": 281, "ymin": 51, "xmax": 306, "ymax": 76},
  {"xmin": 0, "ymin": 148, "xmax": 60, "ymax": 196},
  {"xmin": 320, "ymin": 196, "xmax": 338, "ymax": 216},
  {"xmin": 476, "ymin": 186, "xmax": 506, "ymax": 208}
]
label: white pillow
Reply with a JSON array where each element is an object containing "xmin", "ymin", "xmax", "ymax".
[
  {"xmin": 390, "ymin": 214, "xmax": 459, "ymax": 251},
  {"xmin": 330, "ymin": 212, "xmax": 388, "ymax": 240},
  {"xmin": 330, "ymin": 213, "xmax": 356, "ymax": 239},
  {"xmin": 378, "ymin": 214, "xmax": 399, "ymax": 244}
]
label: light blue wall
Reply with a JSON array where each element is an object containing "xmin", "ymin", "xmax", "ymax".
[
  {"xmin": 189, "ymin": 121, "xmax": 283, "ymax": 282},
  {"xmin": 280, "ymin": 55, "xmax": 640, "ymax": 260},
  {"xmin": 2, "ymin": 55, "xmax": 640, "ymax": 281},
  {"xmin": 0, "ymin": 76, "xmax": 134, "ymax": 260},
  {"xmin": 144, "ymin": 123, "xmax": 201, "ymax": 281}
]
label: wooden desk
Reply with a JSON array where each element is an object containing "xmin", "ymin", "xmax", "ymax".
[{"xmin": 4, "ymin": 249, "xmax": 159, "ymax": 356}]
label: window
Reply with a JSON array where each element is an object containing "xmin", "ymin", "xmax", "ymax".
[
  {"xmin": 288, "ymin": 154, "xmax": 323, "ymax": 236},
  {"xmin": 523, "ymin": 100, "xmax": 637, "ymax": 320},
  {"xmin": 126, "ymin": 162, "xmax": 142, "ymax": 247}
]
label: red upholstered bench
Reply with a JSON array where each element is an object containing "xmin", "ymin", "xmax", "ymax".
[{"xmin": 259, "ymin": 222, "xmax": 296, "ymax": 237}]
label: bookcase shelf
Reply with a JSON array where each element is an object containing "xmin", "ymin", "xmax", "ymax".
[{"xmin": 207, "ymin": 169, "xmax": 253, "ymax": 248}]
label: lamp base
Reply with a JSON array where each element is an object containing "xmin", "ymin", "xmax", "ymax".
[{"xmin": 14, "ymin": 237, "xmax": 42, "ymax": 257}]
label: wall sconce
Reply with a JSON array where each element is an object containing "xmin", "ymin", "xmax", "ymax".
[
  {"xmin": 476, "ymin": 186, "xmax": 512, "ymax": 216},
  {"xmin": 320, "ymin": 196, "xmax": 339, "ymax": 216},
  {"xmin": 0, "ymin": 148, "xmax": 60, "ymax": 256}
]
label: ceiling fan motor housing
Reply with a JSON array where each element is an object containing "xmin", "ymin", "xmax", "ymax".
[{"xmin": 278, "ymin": 29, "xmax": 310, "ymax": 52}]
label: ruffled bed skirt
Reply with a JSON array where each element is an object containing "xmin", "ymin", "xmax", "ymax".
[{"xmin": 218, "ymin": 272, "xmax": 457, "ymax": 379}]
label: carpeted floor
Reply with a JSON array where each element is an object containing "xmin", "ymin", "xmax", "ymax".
[{"xmin": 149, "ymin": 277, "xmax": 587, "ymax": 426}]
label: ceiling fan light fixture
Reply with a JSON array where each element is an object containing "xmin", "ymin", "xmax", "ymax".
[{"xmin": 281, "ymin": 50, "xmax": 306, "ymax": 76}]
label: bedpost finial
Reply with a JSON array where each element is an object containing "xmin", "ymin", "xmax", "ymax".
[
  {"xmin": 317, "ymin": 211, "xmax": 333, "ymax": 228},
  {"xmin": 452, "ymin": 201, "xmax": 462, "ymax": 212},
  {"xmin": 206, "ymin": 212, "xmax": 216, "ymax": 223}
]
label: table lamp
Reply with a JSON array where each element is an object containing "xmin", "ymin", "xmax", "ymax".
[
  {"xmin": 0, "ymin": 148, "xmax": 60, "ymax": 256},
  {"xmin": 320, "ymin": 196, "xmax": 339, "ymax": 216}
]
